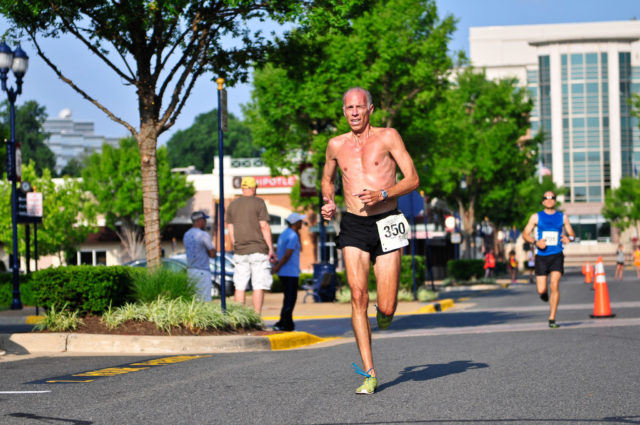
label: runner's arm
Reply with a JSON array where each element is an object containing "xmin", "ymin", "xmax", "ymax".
[
  {"xmin": 384, "ymin": 129, "xmax": 420, "ymax": 200},
  {"xmin": 321, "ymin": 141, "xmax": 339, "ymax": 220},
  {"xmin": 522, "ymin": 213, "xmax": 539, "ymax": 245},
  {"xmin": 561, "ymin": 214, "xmax": 576, "ymax": 244}
]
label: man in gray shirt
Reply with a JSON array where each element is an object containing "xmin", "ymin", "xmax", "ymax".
[{"xmin": 184, "ymin": 210, "xmax": 216, "ymax": 301}]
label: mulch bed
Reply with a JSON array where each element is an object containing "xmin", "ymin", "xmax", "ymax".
[{"xmin": 37, "ymin": 315, "xmax": 281, "ymax": 337}]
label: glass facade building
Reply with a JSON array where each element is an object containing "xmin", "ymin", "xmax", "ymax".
[{"xmin": 470, "ymin": 21, "xmax": 640, "ymax": 243}]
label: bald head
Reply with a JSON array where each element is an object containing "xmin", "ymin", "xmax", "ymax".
[{"xmin": 343, "ymin": 87, "xmax": 373, "ymax": 108}]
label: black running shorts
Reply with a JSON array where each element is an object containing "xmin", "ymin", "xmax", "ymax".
[
  {"xmin": 336, "ymin": 210, "xmax": 402, "ymax": 264},
  {"xmin": 535, "ymin": 252, "xmax": 564, "ymax": 276}
]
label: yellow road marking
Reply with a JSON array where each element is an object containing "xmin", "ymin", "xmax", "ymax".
[
  {"xmin": 36, "ymin": 355, "xmax": 210, "ymax": 385},
  {"xmin": 74, "ymin": 367, "xmax": 149, "ymax": 377},
  {"xmin": 131, "ymin": 355, "xmax": 211, "ymax": 366}
]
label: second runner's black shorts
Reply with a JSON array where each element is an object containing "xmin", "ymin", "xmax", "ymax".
[
  {"xmin": 535, "ymin": 252, "xmax": 564, "ymax": 276},
  {"xmin": 336, "ymin": 209, "xmax": 402, "ymax": 264}
]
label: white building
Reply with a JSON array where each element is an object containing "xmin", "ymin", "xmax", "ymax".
[
  {"xmin": 43, "ymin": 109, "xmax": 121, "ymax": 173},
  {"xmin": 470, "ymin": 20, "xmax": 640, "ymax": 260}
]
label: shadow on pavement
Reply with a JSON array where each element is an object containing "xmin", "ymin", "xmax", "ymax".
[
  {"xmin": 388, "ymin": 310, "xmax": 537, "ymax": 331},
  {"xmin": 377, "ymin": 360, "xmax": 489, "ymax": 392}
]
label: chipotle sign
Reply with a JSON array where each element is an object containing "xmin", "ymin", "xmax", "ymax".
[{"xmin": 233, "ymin": 175, "xmax": 297, "ymax": 189}]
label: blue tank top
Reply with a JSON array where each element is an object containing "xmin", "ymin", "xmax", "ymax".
[{"xmin": 536, "ymin": 211, "xmax": 564, "ymax": 256}]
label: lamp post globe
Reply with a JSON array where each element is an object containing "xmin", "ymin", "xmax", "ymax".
[
  {"xmin": 11, "ymin": 45, "xmax": 29, "ymax": 78},
  {"xmin": 0, "ymin": 42, "xmax": 14, "ymax": 70},
  {"xmin": 0, "ymin": 42, "xmax": 28, "ymax": 310}
]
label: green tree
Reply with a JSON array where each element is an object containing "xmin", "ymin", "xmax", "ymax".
[
  {"xmin": 59, "ymin": 157, "xmax": 86, "ymax": 178},
  {"xmin": 166, "ymin": 109, "xmax": 256, "ymax": 173},
  {"xmin": 0, "ymin": 162, "xmax": 97, "ymax": 263},
  {"xmin": 81, "ymin": 137, "xmax": 195, "ymax": 263},
  {"xmin": 1, "ymin": 0, "xmax": 365, "ymax": 268},
  {"xmin": 0, "ymin": 100, "xmax": 56, "ymax": 176},
  {"xmin": 424, "ymin": 68, "xmax": 538, "ymax": 256},
  {"xmin": 511, "ymin": 176, "xmax": 566, "ymax": 229},
  {"xmin": 602, "ymin": 177, "xmax": 640, "ymax": 239},
  {"xmin": 246, "ymin": 0, "xmax": 457, "ymax": 187}
]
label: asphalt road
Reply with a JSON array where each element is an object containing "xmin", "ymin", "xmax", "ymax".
[{"xmin": 1, "ymin": 269, "xmax": 639, "ymax": 424}]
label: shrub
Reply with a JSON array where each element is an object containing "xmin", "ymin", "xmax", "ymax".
[
  {"xmin": 367, "ymin": 255, "xmax": 425, "ymax": 291},
  {"xmin": 0, "ymin": 273, "xmax": 37, "ymax": 307},
  {"xmin": 132, "ymin": 267, "xmax": 196, "ymax": 303},
  {"xmin": 30, "ymin": 266, "xmax": 134, "ymax": 314},
  {"xmin": 447, "ymin": 259, "xmax": 485, "ymax": 281}
]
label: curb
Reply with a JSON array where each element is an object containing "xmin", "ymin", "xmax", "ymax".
[{"xmin": 0, "ymin": 331, "xmax": 336, "ymax": 355}]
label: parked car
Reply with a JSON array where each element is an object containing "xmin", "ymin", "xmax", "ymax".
[
  {"xmin": 123, "ymin": 256, "xmax": 233, "ymax": 297},
  {"xmin": 169, "ymin": 253, "xmax": 235, "ymax": 296}
]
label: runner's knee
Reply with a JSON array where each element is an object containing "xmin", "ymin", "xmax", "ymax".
[{"xmin": 350, "ymin": 287, "xmax": 369, "ymax": 306}]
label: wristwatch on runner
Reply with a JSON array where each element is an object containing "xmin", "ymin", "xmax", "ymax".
[{"xmin": 380, "ymin": 189, "xmax": 388, "ymax": 201}]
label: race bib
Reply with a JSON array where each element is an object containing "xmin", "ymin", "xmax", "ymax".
[
  {"xmin": 541, "ymin": 231, "xmax": 559, "ymax": 246},
  {"xmin": 376, "ymin": 213, "xmax": 410, "ymax": 253}
]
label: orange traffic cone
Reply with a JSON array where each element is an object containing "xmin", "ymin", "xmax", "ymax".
[
  {"xmin": 590, "ymin": 257, "xmax": 615, "ymax": 318},
  {"xmin": 582, "ymin": 262, "xmax": 593, "ymax": 285}
]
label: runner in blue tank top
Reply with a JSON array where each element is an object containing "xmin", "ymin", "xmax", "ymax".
[{"xmin": 522, "ymin": 191, "xmax": 576, "ymax": 328}]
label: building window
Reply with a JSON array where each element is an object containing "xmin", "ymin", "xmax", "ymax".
[
  {"xmin": 77, "ymin": 250, "xmax": 107, "ymax": 266},
  {"xmin": 619, "ymin": 52, "xmax": 637, "ymax": 178},
  {"xmin": 569, "ymin": 215, "xmax": 611, "ymax": 242},
  {"xmin": 537, "ymin": 55, "xmax": 552, "ymax": 170},
  {"xmin": 562, "ymin": 51, "xmax": 610, "ymax": 202}
]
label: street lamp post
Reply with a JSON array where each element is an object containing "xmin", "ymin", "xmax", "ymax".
[{"xmin": 0, "ymin": 42, "xmax": 29, "ymax": 310}]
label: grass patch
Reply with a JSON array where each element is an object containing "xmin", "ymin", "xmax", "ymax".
[
  {"xmin": 132, "ymin": 268, "xmax": 196, "ymax": 303},
  {"xmin": 33, "ymin": 303, "xmax": 84, "ymax": 332},
  {"xmin": 100, "ymin": 297, "xmax": 262, "ymax": 334}
]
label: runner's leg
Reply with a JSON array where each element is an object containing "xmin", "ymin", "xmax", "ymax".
[
  {"xmin": 536, "ymin": 275, "xmax": 548, "ymax": 296},
  {"xmin": 343, "ymin": 246, "xmax": 374, "ymax": 376},
  {"xmin": 373, "ymin": 250, "xmax": 401, "ymax": 317},
  {"xmin": 548, "ymin": 271, "xmax": 562, "ymax": 321}
]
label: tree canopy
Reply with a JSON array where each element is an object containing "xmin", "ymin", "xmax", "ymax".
[
  {"xmin": 166, "ymin": 109, "xmax": 256, "ymax": 173},
  {"xmin": 424, "ymin": 68, "xmax": 540, "ymax": 254},
  {"xmin": 246, "ymin": 0, "xmax": 457, "ymax": 178},
  {"xmin": 0, "ymin": 162, "xmax": 97, "ymax": 263},
  {"xmin": 0, "ymin": 100, "xmax": 56, "ymax": 176},
  {"xmin": 602, "ymin": 177, "xmax": 640, "ymax": 238},
  {"xmin": 81, "ymin": 137, "xmax": 194, "ymax": 262},
  {"xmin": 0, "ymin": 0, "xmax": 367, "ymax": 267}
]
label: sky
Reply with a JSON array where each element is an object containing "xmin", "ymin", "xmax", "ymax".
[{"xmin": 2, "ymin": 0, "xmax": 640, "ymax": 144}]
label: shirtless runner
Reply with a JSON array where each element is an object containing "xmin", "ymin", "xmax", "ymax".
[{"xmin": 321, "ymin": 87, "xmax": 419, "ymax": 394}]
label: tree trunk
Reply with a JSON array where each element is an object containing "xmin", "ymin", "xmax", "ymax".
[
  {"xmin": 458, "ymin": 197, "xmax": 476, "ymax": 259},
  {"xmin": 137, "ymin": 123, "xmax": 162, "ymax": 269}
]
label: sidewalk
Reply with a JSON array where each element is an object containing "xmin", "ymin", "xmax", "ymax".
[{"xmin": 1, "ymin": 282, "xmax": 506, "ymax": 357}]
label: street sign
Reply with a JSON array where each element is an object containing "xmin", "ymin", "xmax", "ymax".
[
  {"xmin": 17, "ymin": 191, "xmax": 42, "ymax": 224},
  {"xmin": 398, "ymin": 191, "xmax": 424, "ymax": 219},
  {"xmin": 15, "ymin": 143, "xmax": 22, "ymax": 181},
  {"xmin": 27, "ymin": 192, "xmax": 43, "ymax": 217},
  {"xmin": 444, "ymin": 215, "xmax": 455, "ymax": 232},
  {"xmin": 220, "ymin": 89, "xmax": 228, "ymax": 132}
]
